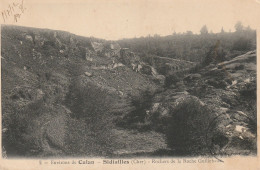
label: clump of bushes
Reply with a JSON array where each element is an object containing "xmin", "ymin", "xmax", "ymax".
[
  {"xmin": 164, "ymin": 74, "xmax": 181, "ymax": 88},
  {"xmin": 232, "ymin": 37, "xmax": 252, "ymax": 51},
  {"xmin": 165, "ymin": 97, "xmax": 213, "ymax": 155},
  {"xmin": 64, "ymin": 79, "xmax": 116, "ymax": 156},
  {"xmin": 115, "ymin": 89, "xmax": 154, "ymax": 131},
  {"xmin": 238, "ymin": 79, "xmax": 257, "ymax": 134},
  {"xmin": 202, "ymin": 40, "xmax": 227, "ymax": 66},
  {"xmin": 65, "ymin": 81, "xmax": 111, "ymax": 120},
  {"xmin": 164, "ymin": 70, "xmax": 188, "ymax": 88},
  {"xmin": 2, "ymin": 99, "xmax": 48, "ymax": 156}
]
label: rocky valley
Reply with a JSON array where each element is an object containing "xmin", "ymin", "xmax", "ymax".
[{"xmin": 1, "ymin": 25, "xmax": 256, "ymax": 158}]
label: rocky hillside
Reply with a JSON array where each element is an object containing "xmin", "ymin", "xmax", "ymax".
[
  {"xmin": 146, "ymin": 50, "xmax": 257, "ymax": 155},
  {"xmin": 1, "ymin": 25, "xmax": 196, "ymax": 157},
  {"xmin": 1, "ymin": 25, "xmax": 256, "ymax": 157}
]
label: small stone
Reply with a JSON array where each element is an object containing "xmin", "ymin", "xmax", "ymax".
[{"xmin": 84, "ymin": 72, "xmax": 93, "ymax": 77}]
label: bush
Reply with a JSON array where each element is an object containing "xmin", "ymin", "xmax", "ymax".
[
  {"xmin": 2, "ymin": 99, "xmax": 47, "ymax": 156},
  {"xmin": 232, "ymin": 37, "xmax": 252, "ymax": 51},
  {"xmin": 203, "ymin": 41, "xmax": 227, "ymax": 66},
  {"xmin": 238, "ymin": 80, "xmax": 257, "ymax": 134},
  {"xmin": 64, "ymin": 79, "xmax": 116, "ymax": 156},
  {"xmin": 164, "ymin": 74, "xmax": 181, "ymax": 88},
  {"xmin": 165, "ymin": 97, "xmax": 212, "ymax": 155},
  {"xmin": 115, "ymin": 89, "xmax": 154, "ymax": 131}
]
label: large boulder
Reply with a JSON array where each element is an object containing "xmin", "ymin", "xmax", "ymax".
[{"xmin": 91, "ymin": 42, "xmax": 104, "ymax": 52}]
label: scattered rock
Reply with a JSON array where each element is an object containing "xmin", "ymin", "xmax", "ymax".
[
  {"xmin": 25, "ymin": 35, "xmax": 33, "ymax": 42},
  {"xmin": 85, "ymin": 56, "xmax": 93, "ymax": 61},
  {"xmin": 84, "ymin": 71, "xmax": 93, "ymax": 77}
]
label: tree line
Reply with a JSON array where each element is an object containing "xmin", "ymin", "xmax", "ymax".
[{"xmin": 117, "ymin": 21, "xmax": 256, "ymax": 63}]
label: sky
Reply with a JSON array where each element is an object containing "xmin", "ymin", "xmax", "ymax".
[{"xmin": 1, "ymin": 0, "xmax": 260, "ymax": 40}]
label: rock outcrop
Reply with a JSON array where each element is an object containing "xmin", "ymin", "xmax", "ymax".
[
  {"xmin": 147, "ymin": 50, "xmax": 257, "ymax": 155},
  {"xmin": 1, "ymin": 25, "xmax": 160, "ymax": 157}
]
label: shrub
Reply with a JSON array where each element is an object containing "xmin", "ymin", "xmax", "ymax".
[
  {"xmin": 2, "ymin": 99, "xmax": 47, "ymax": 156},
  {"xmin": 232, "ymin": 37, "xmax": 252, "ymax": 51},
  {"xmin": 203, "ymin": 41, "xmax": 227, "ymax": 66},
  {"xmin": 126, "ymin": 90, "xmax": 154, "ymax": 123},
  {"xmin": 238, "ymin": 80, "xmax": 257, "ymax": 134},
  {"xmin": 64, "ymin": 80, "xmax": 116, "ymax": 156},
  {"xmin": 115, "ymin": 89, "xmax": 154, "ymax": 131},
  {"xmin": 164, "ymin": 74, "xmax": 181, "ymax": 88},
  {"xmin": 165, "ymin": 97, "xmax": 212, "ymax": 155}
]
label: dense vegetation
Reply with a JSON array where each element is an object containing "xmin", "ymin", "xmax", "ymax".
[{"xmin": 118, "ymin": 23, "xmax": 256, "ymax": 63}]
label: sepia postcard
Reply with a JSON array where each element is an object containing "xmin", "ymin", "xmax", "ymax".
[{"xmin": 0, "ymin": 0, "xmax": 259, "ymax": 169}]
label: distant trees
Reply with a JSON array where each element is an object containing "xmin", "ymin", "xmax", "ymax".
[
  {"xmin": 233, "ymin": 21, "xmax": 255, "ymax": 51},
  {"xmin": 235, "ymin": 21, "xmax": 244, "ymax": 32},
  {"xmin": 203, "ymin": 40, "xmax": 226, "ymax": 65},
  {"xmin": 245, "ymin": 25, "xmax": 253, "ymax": 31},
  {"xmin": 117, "ymin": 21, "xmax": 256, "ymax": 64},
  {"xmin": 221, "ymin": 27, "xmax": 225, "ymax": 33},
  {"xmin": 200, "ymin": 25, "xmax": 208, "ymax": 35},
  {"xmin": 186, "ymin": 31, "xmax": 193, "ymax": 35},
  {"xmin": 232, "ymin": 36, "xmax": 253, "ymax": 51}
]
